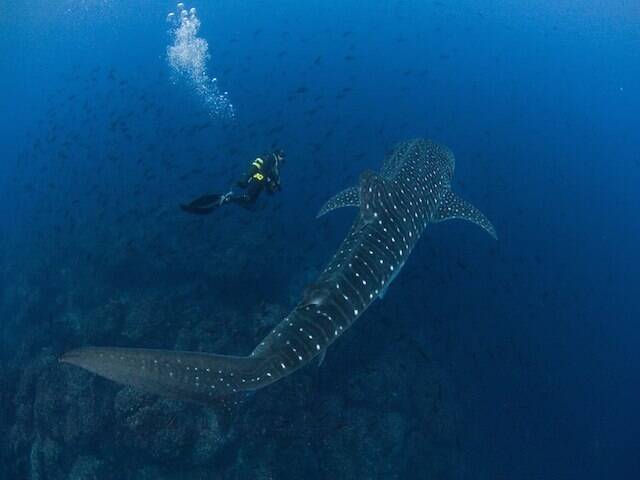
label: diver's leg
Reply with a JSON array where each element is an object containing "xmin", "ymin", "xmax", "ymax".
[
  {"xmin": 228, "ymin": 183, "xmax": 262, "ymax": 209},
  {"xmin": 227, "ymin": 193, "xmax": 255, "ymax": 209}
]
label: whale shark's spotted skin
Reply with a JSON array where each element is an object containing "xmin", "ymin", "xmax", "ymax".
[{"xmin": 60, "ymin": 139, "xmax": 496, "ymax": 404}]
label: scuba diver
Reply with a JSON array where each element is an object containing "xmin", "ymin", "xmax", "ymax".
[{"xmin": 180, "ymin": 150, "xmax": 285, "ymax": 214}]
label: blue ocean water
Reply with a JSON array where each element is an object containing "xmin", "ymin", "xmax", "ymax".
[{"xmin": 1, "ymin": 1, "xmax": 639, "ymax": 478}]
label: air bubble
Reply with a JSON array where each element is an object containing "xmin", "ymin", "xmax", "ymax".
[{"xmin": 166, "ymin": 3, "xmax": 235, "ymax": 119}]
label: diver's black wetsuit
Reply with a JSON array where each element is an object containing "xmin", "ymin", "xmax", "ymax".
[
  {"xmin": 227, "ymin": 152, "xmax": 282, "ymax": 208},
  {"xmin": 180, "ymin": 151, "xmax": 283, "ymax": 215}
]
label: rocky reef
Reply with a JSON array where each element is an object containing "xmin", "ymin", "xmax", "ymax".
[{"xmin": 1, "ymin": 248, "xmax": 461, "ymax": 479}]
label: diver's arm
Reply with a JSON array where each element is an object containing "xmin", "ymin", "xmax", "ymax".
[
  {"xmin": 266, "ymin": 177, "xmax": 281, "ymax": 193},
  {"xmin": 268, "ymin": 168, "xmax": 282, "ymax": 192}
]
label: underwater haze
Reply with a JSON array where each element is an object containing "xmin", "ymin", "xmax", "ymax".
[{"xmin": 1, "ymin": 0, "xmax": 639, "ymax": 479}]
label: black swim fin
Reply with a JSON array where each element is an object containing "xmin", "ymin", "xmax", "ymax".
[{"xmin": 180, "ymin": 194, "xmax": 222, "ymax": 215}]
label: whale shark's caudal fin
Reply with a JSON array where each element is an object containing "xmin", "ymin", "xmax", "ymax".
[
  {"xmin": 316, "ymin": 186, "xmax": 359, "ymax": 218},
  {"xmin": 434, "ymin": 190, "xmax": 497, "ymax": 239},
  {"xmin": 59, "ymin": 347, "xmax": 277, "ymax": 404}
]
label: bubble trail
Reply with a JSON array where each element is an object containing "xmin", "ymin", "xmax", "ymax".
[{"xmin": 166, "ymin": 3, "xmax": 235, "ymax": 119}]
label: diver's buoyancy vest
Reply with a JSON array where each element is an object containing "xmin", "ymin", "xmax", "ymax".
[
  {"xmin": 252, "ymin": 157, "xmax": 264, "ymax": 170},
  {"xmin": 250, "ymin": 157, "xmax": 265, "ymax": 182},
  {"xmin": 250, "ymin": 154, "xmax": 279, "ymax": 183}
]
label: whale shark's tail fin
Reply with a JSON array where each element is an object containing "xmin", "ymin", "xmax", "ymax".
[
  {"xmin": 59, "ymin": 347, "xmax": 278, "ymax": 404},
  {"xmin": 435, "ymin": 190, "xmax": 497, "ymax": 239}
]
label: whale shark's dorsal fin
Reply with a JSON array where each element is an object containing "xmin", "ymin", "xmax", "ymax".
[
  {"xmin": 434, "ymin": 190, "xmax": 497, "ymax": 239},
  {"xmin": 316, "ymin": 186, "xmax": 359, "ymax": 218}
]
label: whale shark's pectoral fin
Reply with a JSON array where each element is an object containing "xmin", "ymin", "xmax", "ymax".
[
  {"xmin": 435, "ymin": 191, "xmax": 497, "ymax": 239},
  {"xmin": 316, "ymin": 186, "xmax": 359, "ymax": 218}
]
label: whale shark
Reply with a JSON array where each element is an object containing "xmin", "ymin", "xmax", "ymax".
[{"xmin": 60, "ymin": 138, "xmax": 496, "ymax": 404}]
